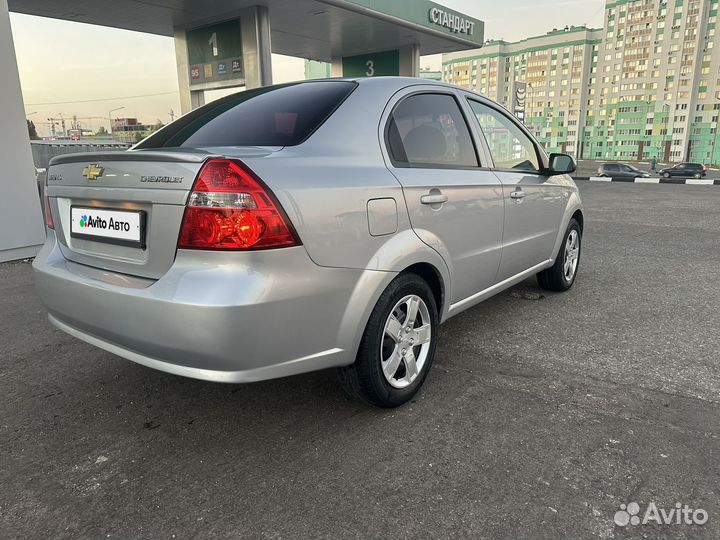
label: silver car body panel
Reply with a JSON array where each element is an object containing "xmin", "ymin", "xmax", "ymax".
[
  {"xmin": 492, "ymin": 170, "xmax": 569, "ymax": 281},
  {"xmin": 33, "ymin": 77, "xmax": 583, "ymax": 383},
  {"xmin": 34, "ymin": 230, "xmax": 396, "ymax": 380},
  {"xmin": 378, "ymin": 84, "xmax": 504, "ymax": 305}
]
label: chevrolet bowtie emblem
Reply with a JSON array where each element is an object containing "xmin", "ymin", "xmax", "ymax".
[{"xmin": 82, "ymin": 164, "xmax": 104, "ymax": 180}]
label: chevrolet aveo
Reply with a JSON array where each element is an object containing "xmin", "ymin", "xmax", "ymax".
[{"xmin": 34, "ymin": 78, "xmax": 583, "ymax": 407}]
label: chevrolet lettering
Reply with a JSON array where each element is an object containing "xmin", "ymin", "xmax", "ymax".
[{"xmin": 140, "ymin": 175, "xmax": 184, "ymax": 183}]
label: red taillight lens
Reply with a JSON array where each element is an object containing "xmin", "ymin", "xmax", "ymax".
[
  {"xmin": 43, "ymin": 174, "xmax": 54, "ymax": 229},
  {"xmin": 178, "ymin": 159, "xmax": 299, "ymax": 250}
]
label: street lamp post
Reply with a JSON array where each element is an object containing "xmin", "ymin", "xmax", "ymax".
[
  {"xmin": 108, "ymin": 106, "xmax": 125, "ymax": 139},
  {"xmin": 710, "ymin": 130, "xmax": 718, "ymax": 167},
  {"xmin": 655, "ymin": 103, "xmax": 671, "ymax": 165}
]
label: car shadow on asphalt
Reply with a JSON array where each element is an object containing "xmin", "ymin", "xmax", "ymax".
[{"xmin": 23, "ymin": 280, "xmax": 548, "ymax": 444}]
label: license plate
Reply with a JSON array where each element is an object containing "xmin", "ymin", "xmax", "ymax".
[{"xmin": 70, "ymin": 206, "xmax": 145, "ymax": 248}]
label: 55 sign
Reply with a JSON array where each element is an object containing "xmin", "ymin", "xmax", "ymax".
[{"xmin": 186, "ymin": 19, "xmax": 244, "ymax": 88}]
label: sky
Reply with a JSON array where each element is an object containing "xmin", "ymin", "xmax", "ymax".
[{"xmin": 9, "ymin": 0, "xmax": 606, "ymax": 137}]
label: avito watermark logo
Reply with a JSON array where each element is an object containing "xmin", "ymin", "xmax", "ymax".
[{"xmin": 614, "ymin": 501, "xmax": 708, "ymax": 527}]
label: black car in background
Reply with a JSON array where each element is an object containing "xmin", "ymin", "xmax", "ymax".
[
  {"xmin": 658, "ymin": 162, "xmax": 707, "ymax": 178},
  {"xmin": 597, "ymin": 163, "xmax": 652, "ymax": 179}
]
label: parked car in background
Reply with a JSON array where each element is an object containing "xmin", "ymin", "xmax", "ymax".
[
  {"xmin": 658, "ymin": 162, "xmax": 707, "ymax": 178},
  {"xmin": 33, "ymin": 78, "xmax": 584, "ymax": 408},
  {"xmin": 597, "ymin": 162, "xmax": 652, "ymax": 179}
]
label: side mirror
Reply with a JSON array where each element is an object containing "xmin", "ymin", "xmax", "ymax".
[{"xmin": 548, "ymin": 153, "xmax": 576, "ymax": 174}]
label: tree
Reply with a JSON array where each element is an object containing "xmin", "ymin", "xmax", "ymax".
[
  {"xmin": 27, "ymin": 119, "xmax": 39, "ymax": 140},
  {"xmin": 97, "ymin": 126, "xmax": 108, "ymax": 135}
]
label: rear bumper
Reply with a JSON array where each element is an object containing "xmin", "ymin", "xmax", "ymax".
[{"xmin": 33, "ymin": 231, "xmax": 393, "ymax": 382}]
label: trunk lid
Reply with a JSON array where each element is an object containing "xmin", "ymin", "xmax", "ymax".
[{"xmin": 45, "ymin": 148, "xmax": 276, "ymax": 279}]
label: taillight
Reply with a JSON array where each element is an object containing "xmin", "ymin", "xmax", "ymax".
[
  {"xmin": 43, "ymin": 173, "xmax": 54, "ymax": 229},
  {"xmin": 178, "ymin": 159, "xmax": 299, "ymax": 250}
]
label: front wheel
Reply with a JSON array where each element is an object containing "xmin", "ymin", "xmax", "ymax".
[
  {"xmin": 537, "ymin": 219, "xmax": 581, "ymax": 292},
  {"xmin": 337, "ymin": 273, "xmax": 438, "ymax": 408},
  {"xmin": 663, "ymin": 172, "xmax": 670, "ymax": 178}
]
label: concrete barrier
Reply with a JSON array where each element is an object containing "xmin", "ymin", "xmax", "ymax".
[
  {"xmin": 633, "ymin": 177, "xmax": 660, "ymax": 184},
  {"xmin": 685, "ymin": 178, "xmax": 715, "ymax": 185},
  {"xmin": 583, "ymin": 176, "xmax": 719, "ymax": 185}
]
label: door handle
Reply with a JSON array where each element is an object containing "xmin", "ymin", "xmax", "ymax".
[
  {"xmin": 510, "ymin": 190, "xmax": 526, "ymax": 200},
  {"xmin": 420, "ymin": 193, "xmax": 448, "ymax": 205}
]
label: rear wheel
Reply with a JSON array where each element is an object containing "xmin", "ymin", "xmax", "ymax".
[
  {"xmin": 337, "ymin": 273, "xmax": 438, "ymax": 408},
  {"xmin": 694, "ymin": 173, "xmax": 702, "ymax": 179},
  {"xmin": 537, "ymin": 219, "xmax": 581, "ymax": 292}
]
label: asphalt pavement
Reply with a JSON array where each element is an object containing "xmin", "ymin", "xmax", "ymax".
[{"xmin": 1, "ymin": 181, "xmax": 719, "ymax": 539}]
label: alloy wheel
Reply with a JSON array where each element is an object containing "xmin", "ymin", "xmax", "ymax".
[
  {"xmin": 563, "ymin": 230, "xmax": 580, "ymax": 282},
  {"xmin": 380, "ymin": 295, "xmax": 432, "ymax": 389}
]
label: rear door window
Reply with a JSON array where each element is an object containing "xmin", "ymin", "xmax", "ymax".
[
  {"xmin": 137, "ymin": 81, "xmax": 357, "ymax": 148},
  {"xmin": 386, "ymin": 93, "xmax": 479, "ymax": 168}
]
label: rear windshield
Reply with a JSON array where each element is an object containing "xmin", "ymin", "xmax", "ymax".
[{"xmin": 136, "ymin": 81, "xmax": 357, "ymax": 149}]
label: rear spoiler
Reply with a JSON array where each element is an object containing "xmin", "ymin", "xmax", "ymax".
[{"xmin": 49, "ymin": 149, "xmax": 217, "ymax": 166}]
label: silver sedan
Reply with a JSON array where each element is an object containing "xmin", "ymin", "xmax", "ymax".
[{"xmin": 33, "ymin": 77, "xmax": 583, "ymax": 407}]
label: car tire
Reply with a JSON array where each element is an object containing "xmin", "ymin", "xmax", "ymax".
[
  {"xmin": 694, "ymin": 173, "xmax": 701, "ymax": 179},
  {"xmin": 337, "ymin": 273, "xmax": 439, "ymax": 408},
  {"xmin": 663, "ymin": 172, "xmax": 670, "ymax": 178},
  {"xmin": 537, "ymin": 218, "xmax": 581, "ymax": 292}
]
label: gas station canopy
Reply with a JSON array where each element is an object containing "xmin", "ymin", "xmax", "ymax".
[{"xmin": 8, "ymin": 0, "xmax": 484, "ymax": 61}]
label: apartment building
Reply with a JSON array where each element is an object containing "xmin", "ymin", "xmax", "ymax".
[
  {"xmin": 443, "ymin": 0, "xmax": 720, "ymax": 164},
  {"xmin": 443, "ymin": 26, "xmax": 603, "ymax": 156}
]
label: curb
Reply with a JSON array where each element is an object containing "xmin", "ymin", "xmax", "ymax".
[{"xmin": 575, "ymin": 176, "xmax": 720, "ymax": 185}]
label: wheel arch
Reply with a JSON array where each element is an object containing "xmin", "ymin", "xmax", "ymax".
[
  {"xmin": 550, "ymin": 194, "xmax": 584, "ymax": 262},
  {"xmin": 358, "ymin": 228, "xmax": 453, "ymax": 319},
  {"xmin": 401, "ymin": 262, "xmax": 445, "ymax": 320},
  {"xmin": 572, "ymin": 208, "xmax": 584, "ymax": 233},
  {"xmin": 334, "ymin": 231, "xmax": 453, "ymax": 367}
]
